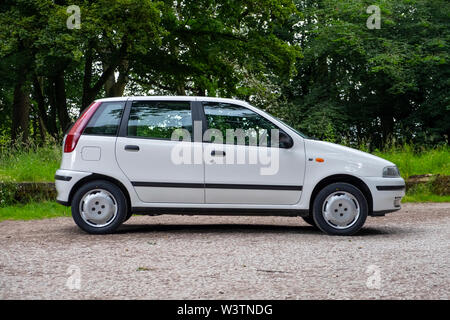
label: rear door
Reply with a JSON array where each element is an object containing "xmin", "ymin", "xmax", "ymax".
[{"xmin": 115, "ymin": 100, "xmax": 204, "ymax": 203}]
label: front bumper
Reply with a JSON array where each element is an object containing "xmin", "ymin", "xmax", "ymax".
[
  {"xmin": 55, "ymin": 169, "xmax": 92, "ymax": 205},
  {"xmin": 362, "ymin": 177, "xmax": 406, "ymax": 215}
]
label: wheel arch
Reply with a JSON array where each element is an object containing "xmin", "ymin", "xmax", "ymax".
[
  {"xmin": 308, "ymin": 174, "xmax": 373, "ymax": 215},
  {"xmin": 68, "ymin": 173, "xmax": 131, "ymax": 212}
]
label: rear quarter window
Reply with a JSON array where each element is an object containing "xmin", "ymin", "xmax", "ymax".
[{"xmin": 83, "ymin": 102, "xmax": 125, "ymax": 136}]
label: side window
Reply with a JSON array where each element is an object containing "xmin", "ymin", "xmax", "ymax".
[
  {"xmin": 84, "ymin": 102, "xmax": 124, "ymax": 136},
  {"xmin": 127, "ymin": 101, "xmax": 192, "ymax": 139},
  {"xmin": 203, "ymin": 102, "xmax": 279, "ymax": 146}
]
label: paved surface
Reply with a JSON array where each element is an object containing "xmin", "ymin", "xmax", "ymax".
[{"xmin": 0, "ymin": 203, "xmax": 449, "ymax": 299}]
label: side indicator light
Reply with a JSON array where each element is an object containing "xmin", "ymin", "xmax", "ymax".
[{"xmin": 316, "ymin": 158, "xmax": 324, "ymax": 163}]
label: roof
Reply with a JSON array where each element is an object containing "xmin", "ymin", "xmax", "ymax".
[{"xmin": 95, "ymin": 96, "xmax": 249, "ymax": 105}]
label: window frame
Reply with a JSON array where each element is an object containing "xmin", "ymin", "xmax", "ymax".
[{"xmin": 200, "ymin": 102, "xmax": 293, "ymax": 149}]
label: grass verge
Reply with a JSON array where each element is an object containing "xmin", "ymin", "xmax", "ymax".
[
  {"xmin": 0, "ymin": 143, "xmax": 61, "ymax": 182},
  {"xmin": 402, "ymin": 182, "xmax": 450, "ymax": 202},
  {"xmin": 373, "ymin": 145, "xmax": 449, "ymax": 179},
  {"xmin": 403, "ymin": 194, "xmax": 450, "ymax": 202},
  {"xmin": 0, "ymin": 201, "xmax": 70, "ymax": 222}
]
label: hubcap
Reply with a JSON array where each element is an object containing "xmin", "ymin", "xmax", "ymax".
[
  {"xmin": 79, "ymin": 189, "xmax": 117, "ymax": 227},
  {"xmin": 322, "ymin": 191, "xmax": 360, "ymax": 229}
]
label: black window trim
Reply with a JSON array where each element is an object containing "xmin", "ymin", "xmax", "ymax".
[{"xmin": 201, "ymin": 101, "xmax": 294, "ymax": 149}]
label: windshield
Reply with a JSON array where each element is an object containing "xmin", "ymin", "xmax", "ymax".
[{"xmin": 271, "ymin": 115, "xmax": 309, "ymax": 139}]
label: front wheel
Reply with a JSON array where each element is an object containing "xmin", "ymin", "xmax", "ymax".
[
  {"xmin": 312, "ymin": 182, "xmax": 368, "ymax": 236},
  {"xmin": 71, "ymin": 180, "xmax": 128, "ymax": 234}
]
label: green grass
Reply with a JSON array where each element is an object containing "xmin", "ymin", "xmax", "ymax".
[
  {"xmin": 373, "ymin": 145, "xmax": 449, "ymax": 179},
  {"xmin": 402, "ymin": 182, "xmax": 450, "ymax": 202},
  {"xmin": 373, "ymin": 145, "xmax": 449, "ymax": 202},
  {"xmin": 403, "ymin": 194, "xmax": 450, "ymax": 202},
  {"xmin": 0, "ymin": 143, "xmax": 61, "ymax": 182},
  {"xmin": 0, "ymin": 201, "xmax": 70, "ymax": 222}
]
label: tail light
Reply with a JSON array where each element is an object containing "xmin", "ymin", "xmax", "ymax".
[{"xmin": 64, "ymin": 101, "xmax": 101, "ymax": 153}]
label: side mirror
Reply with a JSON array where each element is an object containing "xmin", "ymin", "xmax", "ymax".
[{"xmin": 279, "ymin": 131, "xmax": 293, "ymax": 149}]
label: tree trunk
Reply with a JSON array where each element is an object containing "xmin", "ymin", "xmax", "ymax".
[
  {"xmin": 81, "ymin": 42, "xmax": 94, "ymax": 111},
  {"xmin": 104, "ymin": 59, "xmax": 129, "ymax": 97},
  {"xmin": 380, "ymin": 113, "xmax": 394, "ymax": 147},
  {"xmin": 53, "ymin": 72, "xmax": 71, "ymax": 133},
  {"xmin": 82, "ymin": 39, "xmax": 128, "ymax": 111},
  {"xmin": 11, "ymin": 77, "xmax": 30, "ymax": 144},
  {"xmin": 32, "ymin": 75, "xmax": 53, "ymax": 138},
  {"xmin": 176, "ymin": 83, "xmax": 186, "ymax": 95},
  {"xmin": 46, "ymin": 80, "xmax": 59, "ymax": 135},
  {"xmin": 104, "ymin": 66, "xmax": 115, "ymax": 97},
  {"xmin": 195, "ymin": 85, "xmax": 206, "ymax": 96},
  {"xmin": 37, "ymin": 115, "xmax": 47, "ymax": 142}
]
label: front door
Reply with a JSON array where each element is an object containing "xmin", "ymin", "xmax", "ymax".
[{"xmin": 202, "ymin": 102, "xmax": 305, "ymax": 205}]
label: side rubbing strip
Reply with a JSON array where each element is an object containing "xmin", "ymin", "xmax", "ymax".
[
  {"xmin": 205, "ymin": 184, "xmax": 302, "ymax": 191},
  {"xmin": 131, "ymin": 181, "xmax": 302, "ymax": 191},
  {"xmin": 55, "ymin": 175, "xmax": 72, "ymax": 181},
  {"xmin": 376, "ymin": 185, "xmax": 406, "ymax": 191},
  {"xmin": 132, "ymin": 181, "xmax": 204, "ymax": 188}
]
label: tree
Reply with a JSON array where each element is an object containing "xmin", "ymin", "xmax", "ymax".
[
  {"xmin": 276, "ymin": 0, "xmax": 449, "ymax": 148},
  {"xmin": 0, "ymin": 0, "xmax": 448, "ymax": 149},
  {"xmin": 131, "ymin": 0, "xmax": 299, "ymax": 98}
]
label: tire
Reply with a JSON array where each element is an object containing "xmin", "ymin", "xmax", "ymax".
[
  {"xmin": 301, "ymin": 215, "xmax": 318, "ymax": 228},
  {"xmin": 71, "ymin": 180, "xmax": 128, "ymax": 234},
  {"xmin": 124, "ymin": 211, "xmax": 133, "ymax": 222},
  {"xmin": 312, "ymin": 182, "xmax": 368, "ymax": 236}
]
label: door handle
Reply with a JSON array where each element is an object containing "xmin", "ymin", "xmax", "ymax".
[
  {"xmin": 124, "ymin": 145, "xmax": 140, "ymax": 151},
  {"xmin": 211, "ymin": 150, "xmax": 225, "ymax": 156}
]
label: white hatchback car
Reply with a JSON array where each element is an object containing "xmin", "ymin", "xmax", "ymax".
[{"xmin": 55, "ymin": 96, "xmax": 405, "ymax": 235}]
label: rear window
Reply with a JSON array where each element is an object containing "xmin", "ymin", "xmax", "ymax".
[{"xmin": 83, "ymin": 102, "xmax": 125, "ymax": 136}]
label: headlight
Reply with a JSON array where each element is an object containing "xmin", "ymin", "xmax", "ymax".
[{"xmin": 383, "ymin": 166, "xmax": 400, "ymax": 178}]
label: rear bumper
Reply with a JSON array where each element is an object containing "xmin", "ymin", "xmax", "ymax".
[
  {"xmin": 362, "ymin": 177, "xmax": 406, "ymax": 214},
  {"xmin": 55, "ymin": 169, "xmax": 92, "ymax": 204}
]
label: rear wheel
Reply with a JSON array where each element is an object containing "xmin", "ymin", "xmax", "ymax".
[
  {"xmin": 312, "ymin": 182, "xmax": 368, "ymax": 236},
  {"xmin": 71, "ymin": 180, "xmax": 128, "ymax": 234},
  {"xmin": 124, "ymin": 211, "xmax": 133, "ymax": 222}
]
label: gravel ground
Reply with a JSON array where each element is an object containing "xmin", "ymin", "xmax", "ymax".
[{"xmin": 0, "ymin": 202, "xmax": 449, "ymax": 300}]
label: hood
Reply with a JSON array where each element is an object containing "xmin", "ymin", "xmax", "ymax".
[{"xmin": 304, "ymin": 139, "xmax": 394, "ymax": 177}]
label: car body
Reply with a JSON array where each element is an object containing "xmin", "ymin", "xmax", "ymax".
[{"xmin": 55, "ymin": 96, "xmax": 405, "ymax": 235}]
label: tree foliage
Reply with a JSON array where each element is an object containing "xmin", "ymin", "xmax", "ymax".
[
  {"xmin": 0, "ymin": 0, "xmax": 448, "ymax": 149},
  {"xmin": 276, "ymin": 0, "xmax": 449, "ymax": 148}
]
